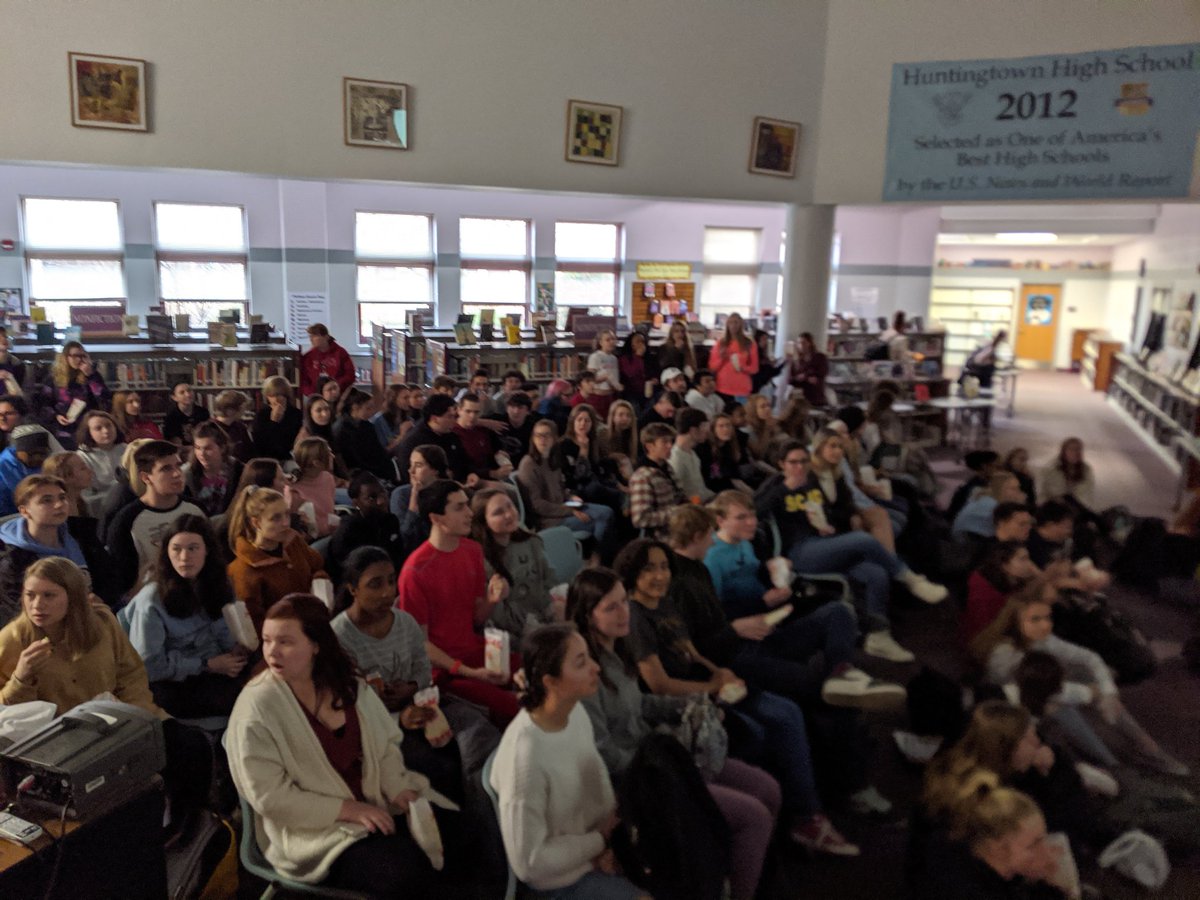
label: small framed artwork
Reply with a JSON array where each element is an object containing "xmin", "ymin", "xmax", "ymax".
[
  {"xmin": 344, "ymin": 77, "xmax": 409, "ymax": 150},
  {"xmin": 68, "ymin": 52, "xmax": 148, "ymax": 131},
  {"xmin": 565, "ymin": 99, "xmax": 622, "ymax": 166},
  {"xmin": 749, "ymin": 116, "xmax": 800, "ymax": 177}
]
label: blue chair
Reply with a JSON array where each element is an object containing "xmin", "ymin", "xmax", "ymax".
[
  {"xmin": 538, "ymin": 525, "xmax": 584, "ymax": 584},
  {"xmin": 237, "ymin": 795, "xmax": 368, "ymax": 900},
  {"xmin": 506, "ymin": 474, "xmax": 528, "ymax": 528},
  {"xmin": 480, "ymin": 752, "xmax": 519, "ymax": 900}
]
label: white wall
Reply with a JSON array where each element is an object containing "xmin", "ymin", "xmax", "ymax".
[
  {"xmin": 1, "ymin": 0, "xmax": 826, "ymax": 204},
  {"xmin": 814, "ymin": 0, "xmax": 1200, "ymax": 204},
  {"xmin": 831, "ymin": 205, "xmax": 939, "ymax": 323}
]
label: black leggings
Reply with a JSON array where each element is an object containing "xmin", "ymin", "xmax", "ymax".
[
  {"xmin": 324, "ymin": 811, "xmax": 457, "ymax": 900},
  {"xmin": 161, "ymin": 718, "xmax": 212, "ymax": 816}
]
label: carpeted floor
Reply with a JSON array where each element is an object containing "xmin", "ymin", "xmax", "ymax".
[{"xmin": 766, "ymin": 372, "xmax": 1198, "ymax": 899}]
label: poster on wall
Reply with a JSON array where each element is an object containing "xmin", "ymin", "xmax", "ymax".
[
  {"xmin": 286, "ymin": 291, "xmax": 330, "ymax": 342},
  {"xmin": 883, "ymin": 43, "xmax": 1200, "ymax": 202},
  {"xmin": 1024, "ymin": 294, "xmax": 1054, "ymax": 325}
]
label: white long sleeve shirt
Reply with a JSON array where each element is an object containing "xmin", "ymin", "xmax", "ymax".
[
  {"xmin": 987, "ymin": 633, "xmax": 1116, "ymax": 704},
  {"xmin": 670, "ymin": 442, "xmax": 714, "ymax": 502},
  {"xmin": 489, "ymin": 705, "xmax": 615, "ymax": 890}
]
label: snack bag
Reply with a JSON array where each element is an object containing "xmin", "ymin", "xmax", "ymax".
[
  {"xmin": 311, "ymin": 578, "xmax": 334, "ymax": 611},
  {"xmin": 484, "ymin": 627, "xmax": 511, "ymax": 681},
  {"xmin": 414, "ymin": 686, "xmax": 452, "ymax": 747},
  {"xmin": 222, "ymin": 600, "xmax": 259, "ymax": 652}
]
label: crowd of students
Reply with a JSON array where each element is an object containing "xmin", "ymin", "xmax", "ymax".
[{"xmin": 0, "ymin": 319, "xmax": 1190, "ymax": 899}]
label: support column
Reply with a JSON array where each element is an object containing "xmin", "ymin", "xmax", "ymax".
[{"xmin": 777, "ymin": 203, "xmax": 834, "ymax": 354}]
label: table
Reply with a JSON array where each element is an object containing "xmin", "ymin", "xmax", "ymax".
[
  {"xmin": 991, "ymin": 368, "xmax": 1020, "ymax": 417},
  {"xmin": 926, "ymin": 396, "xmax": 996, "ymax": 457},
  {"xmin": 0, "ymin": 782, "xmax": 167, "ymax": 899}
]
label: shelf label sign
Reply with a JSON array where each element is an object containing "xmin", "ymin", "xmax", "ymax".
[
  {"xmin": 286, "ymin": 291, "xmax": 330, "ymax": 342},
  {"xmin": 883, "ymin": 43, "xmax": 1200, "ymax": 201}
]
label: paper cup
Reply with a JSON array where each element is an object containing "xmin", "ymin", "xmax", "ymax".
[{"xmin": 767, "ymin": 557, "xmax": 792, "ymax": 589}]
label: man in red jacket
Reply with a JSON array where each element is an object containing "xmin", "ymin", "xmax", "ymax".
[{"xmin": 299, "ymin": 323, "xmax": 356, "ymax": 396}]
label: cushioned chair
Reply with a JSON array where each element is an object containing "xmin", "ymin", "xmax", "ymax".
[
  {"xmin": 237, "ymin": 795, "xmax": 368, "ymax": 900},
  {"xmin": 538, "ymin": 525, "xmax": 584, "ymax": 585},
  {"xmin": 480, "ymin": 752, "xmax": 519, "ymax": 900}
]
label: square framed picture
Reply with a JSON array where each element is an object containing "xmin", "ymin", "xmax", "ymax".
[
  {"xmin": 749, "ymin": 116, "xmax": 800, "ymax": 177},
  {"xmin": 565, "ymin": 99, "xmax": 622, "ymax": 166},
  {"xmin": 344, "ymin": 77, "xmax": 409, "ymax": 150},
  {"xmin": 68, "ymin": 52, "xmax": 148, "ymax": 131}
]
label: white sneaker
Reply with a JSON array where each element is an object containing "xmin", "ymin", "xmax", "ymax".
[
  {"xmin": 849, "ymin": 785, "xmax": 893, "ymax": 816},
  {"xmin": 821, "ymin": 667, "xmax": 907, "ymax": 710},
  {"xmin": 864, "ymin": 630, "xmax": 916, "ymax": 663},
  {"xmin": 899, "ymin": 570, "xmax": 949, "ymax": 604}
]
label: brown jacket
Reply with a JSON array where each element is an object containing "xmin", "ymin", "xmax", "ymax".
[{"xmin": 228, "ymin": 530, "xmax": 327, "ymax": 633}]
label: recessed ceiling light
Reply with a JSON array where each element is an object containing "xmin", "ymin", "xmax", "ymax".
[{"xmin": 994, "ymin": 232, "xmax": 1057, "ymax": 243}]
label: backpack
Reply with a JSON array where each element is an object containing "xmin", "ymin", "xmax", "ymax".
[
  {"xmin": 614, "ymin": 733, "xmax": 731, "ymax": 900},
  {"xmin": 1052, "ymin": 592, "xmax": 1156, "ymax": 685}
]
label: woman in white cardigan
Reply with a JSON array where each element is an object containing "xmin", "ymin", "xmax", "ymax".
[
  {"xmin": 489, "ymin": 623, "xmax": 648, "ymax": 900},
  {"xmin": 225, "ymin": 593, "xmax": 456, "ymax": 897}
]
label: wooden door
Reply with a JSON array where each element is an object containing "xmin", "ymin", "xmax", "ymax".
[{"xmin": 1015, "ymin": 284, "xmax": 1060, "ymax": 363}]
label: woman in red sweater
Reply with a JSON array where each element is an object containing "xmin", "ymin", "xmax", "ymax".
[
  {"xmin": 708, "ymin": 313, "xmax": 759, "ymax": 402},
  {"xmin": 961, "ymin": 541, "xmax": 1037, "ymax": 647}
]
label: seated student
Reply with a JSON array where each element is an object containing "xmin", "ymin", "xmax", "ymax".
[
  {"xmin": 75, "ymin": 410, "xmax": 126, "ymax": 514},
  {"xmin": 658, "ymin": 367, "xmax": 689, "ymax": 398},
  {"xmin": 914, "ymin": 757, "xmax": 1070, "ymax": 899},
  {"xmin": 111, "ymin": 390, "xmax": 163, "ymax": 443},
  {"xmin": 637, "ymin": 388, "xmax": 681, "ymax": 430},
  {"xmin": 489, "ymin": 623, "xmax": 648, "ymax": 900},
  {"xmin": 40, "ymin": 341, "xmax": 111, "ymax": 448},
  {"xmin": 1003, "ymin": 448, "xmax": 1037, "ymax": 507},
  {"xmin": 122, "ymin": 515, "xmax": 249, "ymax": 717},
  {"xmin": 953, "ymin": 471, "xmax": 1028, "ymax": 539},
  {"xmin": 97, "ymin": 438, "xmax": 150, "ymax": 545},
  {"xmin": 332, "ymin": 546, "xmax": 500, "ymax": 799},
  {"xmin": 162, "ymin": 380, "xmax": 210, "ymax": 448},
  {"xmin": 962, "ymin": 541, "xmax": 1039, "ymax": 648},
  {"xmin": 755, "ymin": 440, "xmax": 945, "ymax": 663},
  {"xmin": 778, "ymin": 394, "xmax": 813, "ymax": 446},
  {"xmin": 391, "ymin": 444, "xmax": 450, "ymax": 560},
  {"xmin": 0, "ymin": 325, "xmax": 25, "ymax": 396},
  {"xmin": 397, "ymin": 480, "xmax": 520, "ymax": 727},
  {"xmin": 568, "ymin": 371, "xmax": 601, "ymax": 412},
  {"xmin": 0, "ymin": 424, "xmax": 51, "ymax": 515},
  {"xmin": 226, "ymin": 484, "xmax": 329, "ymax": 633},
  {"xmin": 0, "ymin": 557, "xmax": 211, "ymax": 833},
  {"xmin": 568, "ymin": 569, "xmax": 779, "ymax": 900},
  {"xmin": 561, "ymin": 404, "xmax": 622, "ymax": 510},
  {"xmin": 968, "ymin": 502, "xmax": 1037, "ymax": 571},
  {"xmin": 0, "ymin": 474, "xmax": 90, "ymax": 623},
  {"xmin": 290, "ymin": 437, "xmax": 338, "ymax": 538},
  {"xmin": 947, "ymin": 450, "xmax": 1001, "ymax": 524},
  {"xmin": 685, "ymin": 369, "xmax": 724, "ymax": 420},
  {"xmin": 183, "ymin": 420, "xmax": 245, "ymax": 517},
  {"xmin": 697, "ymin": 413, "xmax": 752, "ymax": 495},
  {"xmin": 430, "ymin": 375, "xmax": 458, "ymax": 398},
  {"xmin": 613, "ymin": 538, "xmax": 859, "ymax": 857},
  {"xmin": 252, "ymin": 375, "xmax": 304, "ymax": 462},
  {"xmin": 813, "ymin": 422, "xmax": 902, "ymax": 555},
  {"xmin": 629, "ymin": 422, "xmax": 685, "ymax": 540},
  {"xmin": 536, "ymin": 379, "xmax": 575, "ymax": 435},
  {"xmin": 333, "ymin": 387, "xmax": 395, "ymax": 482},
  {"xmin": 329, "ymin": 472, "xmax": 405, "ymax": 582},
  {"xmin": 1026, "ymin": 500, "xmax": 1077, "ymax": 570},
  {"xmin": 971, "ymin": 579, "xmax": 1188, "ymax": 776},
  {"xmin": 484, "ymin": 391, "xmax": 537, "ymax": 469},
  {"xmin": 41, "ymin": 450, "xmax": 92, "ymax": 518},
  {"xmin": 0, "ymin": 396, "xmax": 28, "ymax": 453},
  {"xmin": 669, "ymin": 407, "xmax": 714, "ymax": 503},
  {"xmin": 742, "ymin": 395, "xmax": 782, "ymax": 470},
  {"xmin": 517, "ymin": 419, "xmax": 613, "ymax": 546},
  {"xmin": 107, "ymin": 440, "xmax": 206, "ymax": 599},
  {"xmin": 372, "ymin": 382, "xmax": 415, "ymax": 453},
  {"xmin": 314, "ymin": 373, "xmax": 343, "ymax": 415},
  {"xmin": 604, "ymin": 399, "xmax": 639, "ymax": 461},
  {"xmin": 454, "ymin": 392, "xmax": 512, "ymax": 482},
  {"xmin": 470, "ymin": 487, "xmax": 559, "ymax": 639},
  {"xmin": 1037, "ymin": 438, "xmax": 1095, "ymax": 509},
  {"xmin": 700, "ymin": 493, "xmax": 905, "ymax": 710},
  {"xmin": 226, "ymin": 593, "xmax": 455, "ymax": 898},
  {"xmin": 454, "ymin": 370, "xmax": 492, "ymax": 410},
  {"xmin": 490, "ymin": 369, "xmax": 525, "ymax": 414},
  {"xmin": 210, "ymin": 389, "xmax": 255, "ymax": 463},
  {"xmin": 396, "ymin": 394, "xmax": 470, "ymax": 485}
]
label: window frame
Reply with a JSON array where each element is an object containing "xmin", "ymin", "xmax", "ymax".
[
  {"xmin": 700, "ymin": 226, "xmax": 763, "ymax": 324},
  {"xmin": 458, "ymin": 216, "xmax": 532, "ymax": 323},
  {"xmin": 553, "ymin": 220, "xmax": 621, "ymax": 316},
  {"xmin": 153, "ymin": 201, "xmax": 251, "ymax": 326},
  {"xmin": 22, "ymin": 197, "xmax": 127, "ymax": 320},
  {"xmin": 353, "ymin": 211, "xmax": 436, "ymax": 344}
]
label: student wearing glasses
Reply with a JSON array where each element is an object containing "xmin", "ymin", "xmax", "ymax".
[{"xmin": 41, "ymin": 342, "xmax": 111, "ymax": 448}]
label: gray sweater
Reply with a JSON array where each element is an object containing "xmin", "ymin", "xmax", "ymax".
[
  {"xmin": 484, "ymin": 534, "xmax": 558, "ymax": 639},
  {"xmin": 580, "ymin": 646, "xmax": 689, "ymax": 777},
  {"xmin": 516, "ymin": 454, "xmax": 572, "ymax": 528}
]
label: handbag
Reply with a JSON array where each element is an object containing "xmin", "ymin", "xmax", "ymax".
[{"xmin": 670, "ymin": 696, "xmax": 728, "ymax": 779}]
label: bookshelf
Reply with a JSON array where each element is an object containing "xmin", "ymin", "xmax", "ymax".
[
  {"xmin": 928, "ymin": 288, "xmax": 1015, "ymax": 369},
  {"xmin": 824, "ymin": 330, "xmax": 949, "ymax": 405},
  {"xmin": 1079, "ymin": 333, "xmax": 1124, "ymax": 392},
  {"xmin": 1108, "ymin": 353, "xmax": 1200, "ymax": 457}
]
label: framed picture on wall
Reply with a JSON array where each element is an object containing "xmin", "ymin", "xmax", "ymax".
[
  {"xmin": 343, "ymin": 77, "xmax": 409, "ymax": 150},
  {"xmin": 748, "ymin": 116, "xmax": 800, "ymax": 177},
  {"xmin": 68, "ymin": 52, "xmax": 148, "ymax": 131},
  {"xmin": 565, "ymin": 99, "xmax": 622, "ymax": 166}
]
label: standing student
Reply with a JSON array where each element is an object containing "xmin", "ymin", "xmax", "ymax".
[
  {"xmin": 396, "ymin": 480, "xmax": 520, "ymax": 726},
  {"xmin": 226, "ymin": 485, "xmax": 328, "ymax": 634},
  {"xmin": 708, "ymin": 314, "xmax": 758, "ymax": 403},
  {"xmin": 41, "ymin": 341, "xmax": 111, "ymax": 447},
  {"xmin": 299, "ymin": 323, "xmax": 356, "ymax": 396},
  {"xmin": 183, "ymin": 420, "xmax": 245, "ymax": 517},
  {"xmin": 629, "ymin": 423, "xmax": 685, "ymax": 539},
  {"xmin": 111, "ymin": 391, "xmax": 163, "ymax": 442},
  {"xmin": 162, "ymin": 379, "xmax": 211, "ymax": 447},
  {"xmin": 107, "ymin": 440, "xmax": 206, "ymax": 598},
  {"xmin": 618, "ymin": 332, "xmax": 652, "ymax": 408},
  {"xmin": 586, "ymin": 330, "xmax": 621, "ymax": 419},
  {"xmin": 122, "ymin": 515, "xmax": 249, "ymax": 717},
  {"xmin": 489, "ymin": 623, "xmax": 648, "ymax": 900},
  {"xmin": 788, "ymin": 332, "xmax": 829, "ymax": 407},
  {"xmin": 659, "ymin": 320, "xmax": 698, "ymax": 379}
]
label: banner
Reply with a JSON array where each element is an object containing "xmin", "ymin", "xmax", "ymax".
[{"xmin": 883, "ymin": 43, "xmax": 1200, "ymax": 202}]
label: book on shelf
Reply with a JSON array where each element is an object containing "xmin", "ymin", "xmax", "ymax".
[
  {"xmin": 35, "ymin": 322, "xmax": 55, "ymax": 343},
  {"xmin": 452, "ymin": 323, "xmax": 477, "ymax": 345},
  {"xmin": 122, "ymin": 315, "xmax": 140, "ymax": 337},
  {"xmin": 249, "ymin": 323, "xmax": 272, "ymax": 343},
  {"xmin": 146, "ymin": 315, "xmax": 174, "ymax": 344}
]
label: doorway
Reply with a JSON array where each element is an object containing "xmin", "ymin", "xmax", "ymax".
[{"xmin": 1015, "ymin": 283, "xmax": 1060, "ymax": 364}]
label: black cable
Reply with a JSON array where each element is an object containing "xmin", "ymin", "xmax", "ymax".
[{"xmin": 40, "ymin": 797, "xmax": 70, "ymax": 900}]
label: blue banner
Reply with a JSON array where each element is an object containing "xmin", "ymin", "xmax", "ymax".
[{"xmin": 883, "ymin": 44, "xmax": 1200, "ymax": 201}]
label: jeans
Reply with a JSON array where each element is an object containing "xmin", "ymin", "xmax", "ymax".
[
  {"xmin": 563, "ymin": 503, "xmax": 614, "ymax": 545},
  {"xmin": 726, "ymin": 690, "xmax": 820, "ymax": 817},
  {"xmin": 733, "ymin": 602, "xmax": 858, "ymax": 705},
  {"xmin": 524, "ymin": 871, "xmax": 641, "ymax": 900},
  {"xmin": 789, "ymin": 532, "xmax": 904, "ymax": 631}
]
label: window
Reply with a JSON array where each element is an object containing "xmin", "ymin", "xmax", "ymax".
[
  {"xmin": 701, "ymin": 227, "xmax": 762, "ymax": 324},
  {"xmin": 23, "ymin": 198, "xmax": 125, "ymax": 326},
  {"xmin": 155, "ymin": 202, "xmax": 249, "ymax": 325},
  {"xmin": 554, "ymin": 222, "xmax": 620, "ymax": 318},
  {"xmin": 459, "ymin": 217, "xmax": 530, "ymax": 324},
  {"xmin": 355, "ymin": 212, "xmax": 434, "ymax": 342}
]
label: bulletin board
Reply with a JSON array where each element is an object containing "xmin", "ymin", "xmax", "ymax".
[{"xmin": 631, "ymin": 281, "xmax": 696, "ymax": 326}]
